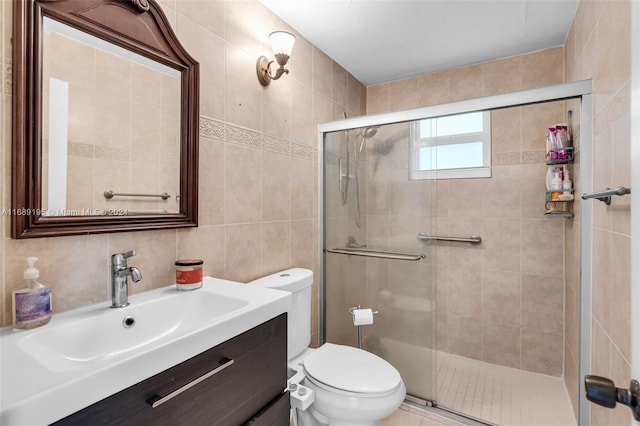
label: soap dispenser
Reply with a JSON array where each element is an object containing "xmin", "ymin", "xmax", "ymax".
[{"xmin": 12, "ymin": 257, "xmax": 52, "ymax": 329}]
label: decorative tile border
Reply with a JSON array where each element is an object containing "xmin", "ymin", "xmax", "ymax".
[
  {"xmin": 521, "ymin": 150, "xmax": 546, "ymax": 164},
  {"xmin": 199, "ymin": 115, "xmax": 224, "ymax": 141},
  {"xmin": 493, "ymin": 151, "xmax": 521, "ymax": 165},
  {"xmin": 199, "ymin": 114, "xmax": 318, "ymax": 161}
]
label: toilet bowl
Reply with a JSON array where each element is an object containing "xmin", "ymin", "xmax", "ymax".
[{"xmin": 249, "ymin": 268, "xmax": 406, "ymax": 425}]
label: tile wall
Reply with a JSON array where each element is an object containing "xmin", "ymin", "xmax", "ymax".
[
  {"xmin": 565, "ymin": 0, "xmax": 632, "ymax": 423},
  {"xmin": 0, "ymin": 0, "xmax": 367, "ymax": 350}
]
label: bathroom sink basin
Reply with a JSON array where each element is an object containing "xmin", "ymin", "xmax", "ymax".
[
  {"xmin": 17, "ymin": 287, "xmax": 248, "ymax": 372},
  {"xmin": 0, "ymin": 277, "xmax": 291, "ymax": 425}
]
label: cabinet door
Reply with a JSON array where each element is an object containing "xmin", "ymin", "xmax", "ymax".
[
  {"xmin": 54, "ymin": 314, "xmax": 287, "ymax": 426},
  {"xmin": 244, "ymin": 390, "xmax": 290, "ymax": 425}
]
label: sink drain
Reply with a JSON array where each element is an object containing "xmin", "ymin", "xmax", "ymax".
[{"xmin": 122, "ymin": 316, "xmax": 135, "ymax": 328}]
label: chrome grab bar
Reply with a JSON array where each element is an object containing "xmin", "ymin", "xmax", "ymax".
[
  {"xmin": 147, "ymin": 357, "xmax": 234, "ymax": 408},
  {"xmin": 581, "ymin": 186, "xmax": 631, "ymax": 205},
  {"xmin": 417, "ymin": 232, "xmax": 482, "ymax": 244},
  {"xmin": 326, "ymin": 248, "xmax": 426, "ymax": 261},
  {"xmin": 104, "ymin": 190, "xmax": 171, "ymax": 200}
]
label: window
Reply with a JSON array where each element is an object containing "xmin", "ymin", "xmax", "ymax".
[{"xmin": 410, "ymin": 111, "xmax": 491, "ymax": 179}]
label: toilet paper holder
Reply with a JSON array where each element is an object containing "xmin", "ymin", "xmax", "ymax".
[
  {"xmin": 348, "ymin": 306, "xmax": 379, "ymax": 318},
  {"xmin": 348, "ymin": 305, "xmax": 379, "ymax": 349}
]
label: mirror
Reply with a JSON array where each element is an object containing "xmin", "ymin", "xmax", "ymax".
[{"xmin": 13, "ymin": 0, "xmax": 199, "ymax": 238}]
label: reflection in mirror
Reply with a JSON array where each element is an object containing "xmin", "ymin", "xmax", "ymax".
[{"xmin": 41, "ymin": 17, "xmax": 181, "ymax": 216}]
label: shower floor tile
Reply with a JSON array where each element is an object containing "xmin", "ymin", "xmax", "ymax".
[{"xmin": 435, "ymin": 352, "xmax": 577, "ymax": 426}]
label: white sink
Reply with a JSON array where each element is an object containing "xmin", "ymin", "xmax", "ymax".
[
  {"xmin": 0, "ymin": 277, "xmax": 291, "ymax": 425},
  {"xmin": 18, "ymin": 288, "xmax": 248, "ymax": 372}
]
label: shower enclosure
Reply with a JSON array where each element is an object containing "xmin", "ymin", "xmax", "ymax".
[{"xmin": 318, "ymin": 81, "xmax": 594, "ymax": 425}]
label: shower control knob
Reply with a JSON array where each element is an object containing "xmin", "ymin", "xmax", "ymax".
[{"xmin": 584, "ymin": 375, "xmax": 640, "ymax": 421}]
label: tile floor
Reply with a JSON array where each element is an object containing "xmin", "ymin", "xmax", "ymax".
[
  {"xmin": 383, "ymin": 352, "xmax": 577, "ymax": 426},
  {"xmin": 381, "ymin": 404, "xmax": 466, "ymax": 426}
]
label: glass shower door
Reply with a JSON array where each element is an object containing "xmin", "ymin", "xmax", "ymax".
[{"xmin": 323, "ymin": 122, "xmax": 437, "ymax": 402}]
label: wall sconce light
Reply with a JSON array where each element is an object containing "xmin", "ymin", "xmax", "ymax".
[{"xmin": 256, "ymin": 31, "xmax": 296, "ymax": 86}]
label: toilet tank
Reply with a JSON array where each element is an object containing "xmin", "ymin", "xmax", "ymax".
[{"xmin": 248, "ymin": 268, "xmax": 313, "ymax": 361}]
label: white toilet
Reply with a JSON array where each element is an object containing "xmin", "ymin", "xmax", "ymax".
[{"xmin": 249, "ymin": 268, "xmax": 406, "ymax": 426}]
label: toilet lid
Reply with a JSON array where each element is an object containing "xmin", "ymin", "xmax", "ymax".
[{"xmin": 302, "ymin": 343, "xmax": 401, "ymax": 394}]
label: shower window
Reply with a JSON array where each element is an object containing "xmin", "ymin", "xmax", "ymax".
[{"xmin": 409, "ymin": 110, "xmax": 491, "ymax": 179}]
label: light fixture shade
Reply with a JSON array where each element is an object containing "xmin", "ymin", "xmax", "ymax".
[{"xmin": 269, "ymin": 31, "xmax": 296, "ymax": 56}]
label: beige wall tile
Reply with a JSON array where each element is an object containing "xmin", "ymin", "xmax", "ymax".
[
  {"xmin": 521, "ymin": 274, "xmax": 564, "ymax": 334},
  {"xmin": 483, "ymin": 270, "xmax": 521, "ymax": 325},
  {"xmin": 261, "ymin": 73, "xmax": 290, "ymax": 139},
  {"xmin": 592, "ymin": 229, "xmax": 612, "ymax": 331},
  {"xmin": 521, "ymin": 47, "xmax": 564, "ymax": 88},
  {"xmin": 331, "ymin": 63, "xmax": 348, "ymax": 110},
  {"xmin": 481, "ymin": 164, "xmax": 522, "ymax": 218},
  {"xmin": 347, "ymin": 73, "xmax": 365, "ymax": 117},
  {"xmin": 417, "ymin": 71, "xmax": 450, "ymax": 106},
  {"xmin": 226, "ymin": 223, "xmax": 263, "ymax": 282},
  {"xmin": 610, "ymin": 112, "xmax": 631, "ymax": 235},
  {"xmin": 483, "ymin": 323, "xmax": 521, "ymax": 368},
  {"xmin": 491, "ymin": 107, "xmax": 522, "ymax": 154},
  {"xmin": 177, "ymin": 13, "xmax": 225, "ymax": 120},
  {"xmin": 290, "ymin": 79, "xmax": 314, "ymax": 145},
  {"xmin": 447, "ymin": 315, "xmax": 482, "ymax": 360},
  {"xmin": 198, "ymin": 136, "xmax": 226, "ymax": 225},
  {"xmin": 262, "ymin": 221, "xmax": 291, "ymax": 275},
  {"xmin": 389, "ymin": 77, "xmax": 419, "ymax": 111},
  {"xmin": 448, "ymin": 63, "xmax": 483, "ymax": 101},
  {"xmin": 176, "ymin": 0, "xmax": 224, "ymax": 38},
  {"xmin": 262, "ymin": 151, "xmax": 290, "ymax": 221},
  {"xmin": 521, "ymin": 219, "xmax": 564, "ymax": 276},
  {"xmin": 225, "ymin": 41, "xmax": 262, "ymax": 130},
  {"xmin": 290, "ymin": 156, "xmax": 314, "ymax": 220},
  {"xmin": 447, "ymin": 265, "xmax": 482, "ymax": 319},
  {"xmin": 289, "ymin": 34, "xmax": 312, "ymax": 88},
  {"xmin": 291, "ymin": 219, "xmax": 315, "ymax": 271},
  {"xmin": 312, "ymin": 47, "xmax": 332, "ymax": 98},
  {"xmin": 366, "ymin": 83, "xmax": 390, "ymax": 115},
  {"xmin": 521, "ymin": 329, "xmax": 563, "ymax": 375},
  {"xmin": 225, "ymin": 144, "xmax": 262, "ymax": 223},
  {"xmin": 482, "ymin": 55, "xmax": 522, "ymax": 95},
  {"xmin": 610, "ymin": 233, "xmax": 631, "ymax": 360},
  {"xmin": 482, "ymin": 219, "xmax": 520, "ymax": 273}
]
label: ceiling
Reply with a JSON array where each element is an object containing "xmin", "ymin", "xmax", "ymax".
[{"xmin": 259, "ymin": 0, "xmax": 579, "ymax": 87}]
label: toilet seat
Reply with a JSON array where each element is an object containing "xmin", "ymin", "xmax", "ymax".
[{"xmin": 302, "ymin": 343, "xmax": 402, "ymax": 397}]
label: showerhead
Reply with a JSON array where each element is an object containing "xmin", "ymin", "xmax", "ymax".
[
  {"xmin": 356, "ymin": 126, "xmax": 379, "ymax": 156},
  {"xmin": 363, "ymin": 126, "xmax": 378, "ymax": 138}
]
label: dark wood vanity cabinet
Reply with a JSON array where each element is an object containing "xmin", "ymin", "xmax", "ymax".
[{"xmin": 53, "ymin": 314, "xmax": 288, "ymax": 426}]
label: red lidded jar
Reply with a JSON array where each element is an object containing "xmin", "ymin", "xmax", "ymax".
[{"xmin": 175, "ymin": 259, "xmax": 203, "ymax": 291}]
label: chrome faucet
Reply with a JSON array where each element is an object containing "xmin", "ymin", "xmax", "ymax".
[{"xmin": 111, "ymin": 250, "xmax": 142, "ymax": 308}]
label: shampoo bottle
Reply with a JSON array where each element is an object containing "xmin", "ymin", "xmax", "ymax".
[
  {"xmin": 563, "ymin": 168, "xmax": 573, "ymax": 194},
  {"xmin": 12, "ymin": 257, "xmax": 52, "ymax": 329}
]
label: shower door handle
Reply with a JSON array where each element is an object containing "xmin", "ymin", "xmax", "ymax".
[{"xmin": 584, "ymin": 375, "xmax": 640, "ymax": 420}]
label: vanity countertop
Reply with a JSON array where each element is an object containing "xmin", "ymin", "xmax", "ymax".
[{"xmin": 0, "ymin": 277, "xmax": 291, "ymax": 425}]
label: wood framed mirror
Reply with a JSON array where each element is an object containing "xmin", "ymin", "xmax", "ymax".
[{"xmin": 12, "ymin": 0, "xmax": 199, "ymax": 238}]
